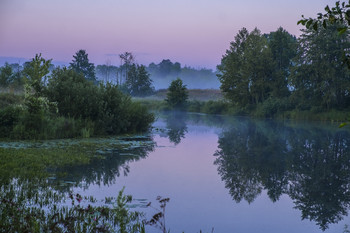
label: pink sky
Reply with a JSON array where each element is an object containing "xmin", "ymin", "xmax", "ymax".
[{"xmin": 0, "ymin": 0, "xmax": 336, "ymax": 69}]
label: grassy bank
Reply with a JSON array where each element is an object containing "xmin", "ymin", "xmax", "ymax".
[{"xmin": 134, "ymin": 89, "xmax": 350, "ymax": 123}]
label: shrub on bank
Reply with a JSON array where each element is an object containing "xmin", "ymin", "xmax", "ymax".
[{"xmin": 0, "ymin": 65, "xmax": 154, "ymax": 140}]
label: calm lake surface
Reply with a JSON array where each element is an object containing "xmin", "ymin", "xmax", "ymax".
[
  {"xmin": 77, "ymin": 112, "xmax": 350, "ymax": 233},
  {"xmin": 2, "ymin": 112, "xmax": 350, "ymax": 232}
]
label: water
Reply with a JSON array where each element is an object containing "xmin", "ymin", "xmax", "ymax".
[
  {"xmin": 1, "ymin": 112, "xmax": 350, "ymax": 232},
  {"xmin": 76, "ymin": 113, "xmax": 350, "ymax": 232}
]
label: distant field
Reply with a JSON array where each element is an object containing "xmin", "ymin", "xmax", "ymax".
[{"xmin": 139, "ymin": 89, "xmax": 223, "ymax": 102}]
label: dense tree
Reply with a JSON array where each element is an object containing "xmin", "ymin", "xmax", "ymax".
[
  {"xmin": 125, "ymin": 64, "xmax": 154, "ymax": 96},
  {"xmin": 159, "ymin": 59, "xmax": 181, "ymax": 77},
  {"xmin": 147, "ymin": 60, "xmax": 218, "ymax": 89},
  {"xmin": 0, "ymin": 63, "xmax": 13, "ymax": 88},
  {"xmin": 266, "ymin": 27, "xmax": 297, "ymax": 98},
  {"xmin": 8, "ymin": 63, "xmax": 24, "ymax": 88},
  {"xmin": 47, "ymin": 67, "xmax": 99, "ymax": 120},
  {"xmin": 165, "ymin": 78, "xmax": 188, "ymax": 109},
  {"xmin": 298, "ymin": 1, "xmax": 350, "ymax": 68},
  {"xmin": 0, "ymin": 55, "xmax": 154, "ymax": 139},
  {"xmin": 217, "ymin": 28, "xmax": 274, "ymax": 107},
  {"xmin": 290, "ymin": 25, "xmax": 350, "ymax": 110},
  {"xmin": 69, "ymin": 50, "xmax": 96, "ymax": 82},
  {"xmin": 22, "ymin": 54, "xmax": 52, "ymax": 96},
  {"xmin": 47, "ymin": 67, "xmax": 154, "ymax": 135},
  {"xmin": 19, "ymin": 55, "xmax": 55, "ymax": 137}
]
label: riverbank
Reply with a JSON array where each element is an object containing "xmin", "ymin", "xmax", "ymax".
[{"xmin": 134, "ymin": 89, "xmax": 350, "ymax": 123}]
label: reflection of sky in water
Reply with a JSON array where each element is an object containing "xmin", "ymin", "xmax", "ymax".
[{"xmin": 75, "ymin": 117, "xmax": 350, "ymax": 233}]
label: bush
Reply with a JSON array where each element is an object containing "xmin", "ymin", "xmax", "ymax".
[
  {"xmin": 187, "ymin": 100, "xmax": 204, "ymax": 112},
  {"xmin": 202, "ymin": 100, "xmax": 229, "ymax": 115},
  {"xmin": 0, "ymin": 92, "xmax": 24, "ymax": 108},
  {"xmin": 46, "ymin": 68, "xmax": 154, "ymax": 137},
  {"xmin": 0, "ymin": 65, "xmax": 154, "ymax": 139},
  {"xmin": 165, "ymin": 78, "xmax": 188, "ymax": 109},
  {"xmin": 0, "ymin": 106, "xmax": 23, "ymax": 138},
  {"xmin": 47, "ymin": 68, "xmax": 100, "ymax": 120},
  {"xmin": 255, "ymin": 97, "xmax": 293, "ymax": 118}
]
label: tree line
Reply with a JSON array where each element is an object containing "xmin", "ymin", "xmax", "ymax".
[
  {"xmin": 217, "ymin": 25, "xmax": 350, "ymax": 117},
  {"xmin": 0, "ymin": 52, "xmax": 154, "ymax": 139},
  {"xmin": 0, "ymin": 50, "xmax": 155, "ymax": 97}
]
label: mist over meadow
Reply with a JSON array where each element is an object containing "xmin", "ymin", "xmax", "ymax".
[{"xmin": 96, "ymin": 59, "xmax": 220, "ymax": 90}]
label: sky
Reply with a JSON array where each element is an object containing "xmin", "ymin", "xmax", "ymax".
[{"xmin": 0, "ymin": 0, "xmax": 336, "ymax": 69}]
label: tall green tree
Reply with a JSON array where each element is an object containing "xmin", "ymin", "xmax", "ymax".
[
  {"xmin": 217, "ymin": 28, "xmax": 274, "ymax": 107},
  {"xmin": 0, "ymin": 63, "xmax": 13, "ymax": 88},
  {"xmin": 266, "ymin": 27, "xmax": 297, "ymax": 98},
  {"xmin": 125, "ymin": 64, "xmax": 154, "ymax": 97},
  {"xmin": 47, "ymin": 67, "xmax": 99, "ymax": 120},
  {"xmin": 298, "ymin": 1, "xmax": 350, "ymax": 68},
  {"xmin": 22, "ymin": 54, "xmax": 52, "ymax": 97},
  {"xmin": 165, "ymin": 78, "xmax": 188, "ymax": 109},
  {"xmin": 20, "ymin": 54, "xmax": 54, "ymax": 137},
  {"xmin": 70, "ymin": 50, "xmax": 96, "ymax": 82},
  {"xmin": 290, "ymin": 24, "xmax": 350, "ymax": 110}
]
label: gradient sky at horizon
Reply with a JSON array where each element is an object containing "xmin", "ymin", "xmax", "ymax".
[{"xmin": 0, "ymin": 0, "xmax": 336, "ymax": 69}]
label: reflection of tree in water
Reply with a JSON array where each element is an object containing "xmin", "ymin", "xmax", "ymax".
[
  {"xmin": 58, "ymin": 136, "xmax": 155, "ymax": 188},
  {"xmin": 214, "ymin": 119, "xmax": 350, "ymax": 230},
  {"xmin": 165, "ymin": 112, "xmax": 188, "ymax": 145},
  {"xmin": 0, "ymin": 135, "xmax": 155, "ymax": 202},
  {"xmin": 0, "ymin": 135, "xmax": 155, "ymax": 230}
]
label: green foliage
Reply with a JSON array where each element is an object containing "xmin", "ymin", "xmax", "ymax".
[
  {"xmin": 254, "ymin": 97, "xmax": 293, "ymax": 118},
  {"xmin": 201, "ymin": 100, "xmax": 229, "ymax": 115},
  {"xmin": 217, "ymin": 25, "xmax": 350, "ymax": 119},
  {"xmin": 0, "ymin": 133, "xmax": 158, "ymax": 231},
  {"xmin": 290, "ymin": 24, "xmax": 350, "ymax": 110},
  {"xmin": 0, "ymin": 136, "xmax": 155, "ymax": 232},
  {"xmin": 47, "ymin": 67, "xmax": 99, "ymax": 120},
  {"xmin": 4, "ymin": 63, "xmax": 25, "ymax": 89},
  {"xmin": 266, "ymin": 27, "xmax": 297, "ymax": 98},
  {"xmin": 47, "ymin": 67, "xmax": 154, "ymax": 136},
  {"xmin": 10, "ymin": 55, "xmax": 57, "ymax": 139},
  {"xmin": 298, "ymin": 1, "xmax": 350, "ymax": 68},
  {"xmin": 217, "ymin": 28, "xmax": 275, "ymax": 107},
  {"xmin": 187, "ymin": 100, "xmax": 204, "ymax": 113},
  {"xmin": 22, "ymin": 54, "xmax": 52, "ymax": 97},
  {"xmin": 148, "ymin": 59, "xmax": 181, "ymax": 77},
  {"xmin": 147, "ymin": 59, "xmax": 218, "ymax": 89},
  {"xmin": 165, "ymin": 78, "xmax": 188, "ymax": 109},
  {"xmin": 125, "ymin": 64, "xmax": 154, "ymax": 97},
  {"xmin": 0, "ymin": 106, "xmax": 23, "ymax": 138},
  {"xmin": 0, "ymin": 92, "xmax": 24, "ymax": 108},
  {"xmin": 0, "ymin": 186, "xmax": 145, "ymax": 233},
  {"xmin": 70, "ymin": 49, "xmax": 96, "ymax": 82},
  {"xmin": 0, "ymin": 54, "xmax": 154, "ymax": 139},
  {"xmin": 0, "ymin": 63, "xmax": 13, "ymax": 88},
  {"xmin": 298, "ymin": 1, "xmax": 350, "ymax": 33}
]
